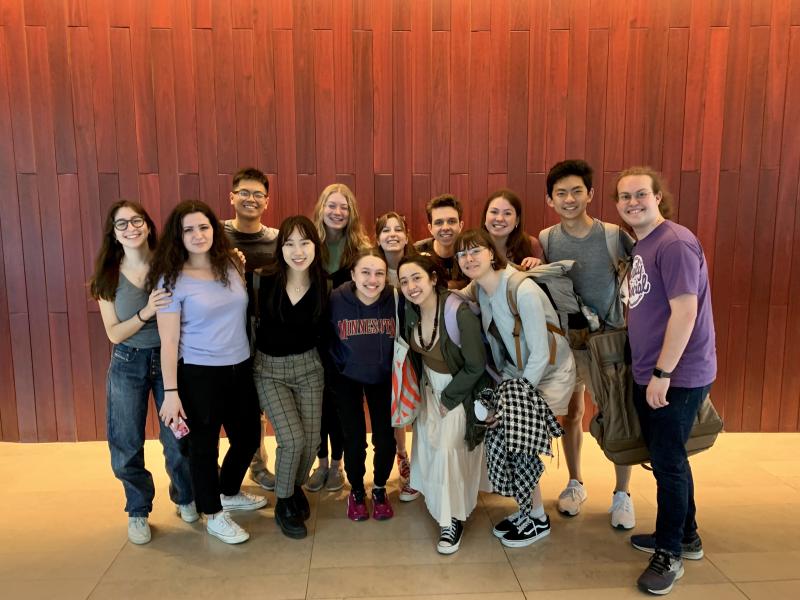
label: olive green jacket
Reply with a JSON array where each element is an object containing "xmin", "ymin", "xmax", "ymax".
[{"xmin": 400, "ymin": 290, "xmax": 493, "ymax": 450}]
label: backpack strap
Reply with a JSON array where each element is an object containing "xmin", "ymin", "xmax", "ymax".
[
  {"xmin": 444, "ymin": 293, "xmax": 463, "ymax": 347},
  {"xmin": 539, "ymin": 225, "xmax": 557, "ymax": 262},
  {"xmin": 505, "ymin": 271, "xmax": 563, "ymax": 370},
  {"xmin": 602, "ymin": 222, "xmax": 622, "ymax": 267}
]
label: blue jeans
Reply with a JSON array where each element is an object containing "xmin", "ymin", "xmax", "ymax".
[
  {"xmin": 106, "ymin": 343, "xmax": 193, "ymax": 517},
  {"xmin": 633, "ymin": 382, "xmax": 712, "ymax": 556}
]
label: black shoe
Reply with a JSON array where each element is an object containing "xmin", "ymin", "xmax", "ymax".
[
  {"xmin": 492, "ymin": 511, "xmax": 522, "ymax": 538},
  {"xmin": 500, "ymin": 514, "xmax": 551, "ymax": 548},
  {"xmin": 631, "ymin": 533, "xmax": 704, "ymax": 560},
  {"xmin": 293, "ymin": 485, "xmax": 311, "ymax": 521},
  {"xmin": 637, "ymin": 549, "xmax": 684, "ymax": 595},
  {"xmin": 274, "ymin": 497, "xmax": 307, "ymax": 539},
  {"xmin": 437, "ymin": 518, "xmax": 464, "ymax": 555}
]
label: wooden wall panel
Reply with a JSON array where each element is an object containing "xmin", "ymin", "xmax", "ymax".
[{"xmin": 1, "ymin": 0, "xmax": 799, "ymax": 440}]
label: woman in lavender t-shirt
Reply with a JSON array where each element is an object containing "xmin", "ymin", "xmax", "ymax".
[{"xmin": 148, "ymin": 200, "xmax": 265, "ymax": 545}]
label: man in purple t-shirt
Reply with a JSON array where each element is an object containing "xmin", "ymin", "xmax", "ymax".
[{"xmin": 615, "ymin": 167, "xmax": 717, "ymax": 596}]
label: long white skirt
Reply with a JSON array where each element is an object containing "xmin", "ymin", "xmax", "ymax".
[{"xmin": 410, "ymin": 365, "xmax": 489, "ymax": 527}]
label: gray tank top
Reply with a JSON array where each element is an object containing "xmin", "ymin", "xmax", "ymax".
[{"xmin": 114, "ymin": 273, "xmax": 160, "ymax": 348}]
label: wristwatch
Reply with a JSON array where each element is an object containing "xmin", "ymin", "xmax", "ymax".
[{"xmin": 652, "ymin": 367, "xmax": 672, "ymax": 379}]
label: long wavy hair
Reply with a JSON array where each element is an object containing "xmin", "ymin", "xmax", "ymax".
[
  {"xmin": 312, "ymin": 183, "xmax": 370, "ymax": 272},
  {"xmin": 374, "ymin": 211, "xmax": 415, "ymax": 263},
  {"xmin": 146, "ymin": 200, "xmax": 237, "ymax": 292},
  {"xmin": 261, "ymin": 215, "xmax": 328, "ymax": 321},
  {"xmin": 89, "ymin": 200, "xmax": 157, "ymax": 301},
  {"xmin": 480, "ymin": 189, "xmax": 534, "ymax": 264}
]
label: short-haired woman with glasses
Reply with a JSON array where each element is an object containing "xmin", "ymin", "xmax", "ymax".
[
  {"xmin": 455, "ymin": 228, "xmax": 575, "ymax": 548},
  {"xmin": 89, "ymin": 200, "xmax": 195, "ymax": 545}
]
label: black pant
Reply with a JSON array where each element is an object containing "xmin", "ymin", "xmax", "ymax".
[
  {"xmin": 633, "ymin": 383, "xmax": 711, "ymax": 556},
  {"xmin": 317, "ymin": 368, "xmax": 344, "ymax": 461},
  {"xmin": 178, "ymin": 359, "xmax": 261, "ymax": 515},
  {"xmin": 331, "ymin": 372, "xmax": 396, "ymax": 493}
]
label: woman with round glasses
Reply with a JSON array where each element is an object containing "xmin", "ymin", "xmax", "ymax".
[
  {"xmin": 480, "ymin": 189, "xmax": 544, "ymax": 269},
  {"xmin": 454, "ymin": 228, "xmax": 575, "ymax": 548},
  {"xmin": 89, "ymin": 200, "xmax": 195, "ymax": 545}
]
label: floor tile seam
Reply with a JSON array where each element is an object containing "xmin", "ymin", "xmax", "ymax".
[
  {"xmin": 85, "ymin": 539, "xmax": 128, "ymax": 600},
  {"xmin": 705, "ymin": 553, "xmax": 748, "ymax": 586}
]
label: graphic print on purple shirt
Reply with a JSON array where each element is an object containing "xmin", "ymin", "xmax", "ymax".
[{"xmin": 627, "ymin": 221, "xmax": 717, "ymax": 388}]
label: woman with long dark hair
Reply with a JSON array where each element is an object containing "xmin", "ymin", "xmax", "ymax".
[
  {"xmin": 252, "ymin": 216, "xmax": 329, "ymax": 539},
  {"xmin": 89, "ymin": 200, "xmax": 195, "ymax": 545},
  {"xmin": 150, "ymin": 200, "xmax": 265, "ymax": 545},
  {"xmin": 481, "ymin": 189, "xmax": 544, "ymax": 269}
]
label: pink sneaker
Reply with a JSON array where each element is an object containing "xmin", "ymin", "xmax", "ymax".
[
  {"xmin": 399, "ymin": 481, "xmax": 421, "ymax": 502},
  {"xmin": 347, "ymin": 490, "xmax": 369, "ymax": 521},
  {"xmin": 371, "ymin": 487, "xmax": 394, "ymax": 520},
  {"xmin": 396, "ymin": 452, "xmax": 411, "ymax": 481}
]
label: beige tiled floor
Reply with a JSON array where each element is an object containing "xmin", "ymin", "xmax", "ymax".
[{"xmin": 1, "ymin": 433, "xmax": 799, "ymax": 599}]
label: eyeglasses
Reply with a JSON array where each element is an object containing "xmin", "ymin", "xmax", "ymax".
[
  {"xmin": 113, "ymin": 216, "xmax": 146, "ymax": 231},
  {"xmin": 455, "ymin": 246, "xmax": 485, "ymax": 260},
  {"xmin": 233, "ymin": 189, "xmax": 267, "ymax": 201},
  {"xmin": 617, "ymin": 190, "xmax": 653, "ymax": 203}
]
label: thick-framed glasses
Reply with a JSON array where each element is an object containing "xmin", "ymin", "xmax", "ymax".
[
  {"xmin": 617, "ymin": 190, "xmax": 653, "ymax": 203},
  {"xmin": 113, "ymin": 216, "xmax": 146, "ymax": 231},
  {"xmin": 234, "ymin": 189, "xmax": 267, "ymax": 201},
  {"xmin": 455, "ymin": 246, "xmax": 486, "ymax": 260}
]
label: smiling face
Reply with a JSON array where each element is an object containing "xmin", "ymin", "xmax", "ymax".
[
  {"xmin": 113, "ymin": 206, "xmax": 150, "ymax": 250},
  {"xmin": 456, "ymin": 244, "xmax": 494, "ymax": 281},
  {"xmin": 230, "ymin": 178, "xmax": 268, "ymax": 221},
  {"xmin": 322, "ymin": 192, "xmax": 350, "ymax": 232},
  {"xmin": 484, "ymin": 196, "xmax": 519, "ymax": 238},
  {"xmin": 377, "ymin": 216, "xmax": 408, "ymax": 254},
  {"xmin": 428, "ymin": 206, "xmax": 463, "ymax": 249},
  {"xmin": 615, "ymin": 174, "xmax": 663, "ymax": 237},
  {"xmin": 181, "ymin": 212, "xmax": 214, "ymax": 256},
  {"xmin": 398, "ymin": 262, "xmax": 437, "ymax": 307},
  {"xmin": 546, "ymin": 175, "xmax": 593, "ymax": 222},
  {"xmin": 351, "ymin": 255, "xmax": 387, "ymax": 304},
  {"xmin": 282, "ymin": 227, "xmax": 315, "ymax": 273}
]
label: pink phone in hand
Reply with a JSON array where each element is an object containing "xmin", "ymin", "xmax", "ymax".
[{"xmin": 170, "ymin": 417, "xmax": 190, "ymax": 439}]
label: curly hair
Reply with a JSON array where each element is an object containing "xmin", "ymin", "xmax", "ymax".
[
  {"xmin": 89, "ymin": 200, "xmax": 157, "ymax": 301},
  {"xmin": 146, "ymin": 200, "xmax": 237, "ymax": 292},
  {"xmin": 480, "ymin": 189, "xmax": 534, "ymax": 264},
  {"xmin": 260, "ymin": 215, "xmax": 328, "ymax": 321},
  {"xmin": 312, "ymin": 183, "xmax": 370, "ymax": 272}
]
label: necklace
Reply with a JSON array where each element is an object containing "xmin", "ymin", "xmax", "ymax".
[{"xmin": 417, "ymin": 293, "xmax": 440, "ymax": 352}]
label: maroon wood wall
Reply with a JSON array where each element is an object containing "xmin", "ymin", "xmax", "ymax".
[{"xmin": 1, "ymin": 0, "xmax": 799, "ymax": 441}]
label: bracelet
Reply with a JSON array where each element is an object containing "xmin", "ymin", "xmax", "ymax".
[
  {"xmin": 164, "ymin": 388, "xmax": 178, "ymax": 393},
  {"xmin": 136, "ymin": 310, "xmax": 147, "ymax": 323}
]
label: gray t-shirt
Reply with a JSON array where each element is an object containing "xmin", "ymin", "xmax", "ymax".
[
  {"xmin": 223, "ymin": 221, "xmax": 278, "ymax": 272},
  {"xmin": 542, "ymin": 219, "xmax": 633, "ymax": 329},
  {"xmin": 114, "ymin": 273, "xmax": 160, "ymax": 349},
  {"xmin": 158, "ymin": 268, "xmax": 250, "ymax": 366}
]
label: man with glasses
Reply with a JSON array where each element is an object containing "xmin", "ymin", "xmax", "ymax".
[
  {"xmin": 224, "ymin": 167, "xmax": 279, "ymax": 492},
  {"xmin": 414, "ymin": 194, "xmax": 468, "ymax": 289},
  {"xmin": 539, "ymin": 160, "xmax": 637, "ymax": 530}
]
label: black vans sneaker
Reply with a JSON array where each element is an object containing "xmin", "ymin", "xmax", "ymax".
[
  {"xmin": 637, "ymin": 549, "xmax": 684, "ymax": 595},
  {"xmin": 437, "ymin": 518, "xmax": 464, "ymax": 555},
  {"xmin": 631, "ymin": 533, "xmax": 704, "ymax": 560},
  {"xmin": 500, "ymin": 514, "xmax": 551, "ymax": 548},
  {"xmin": 492, "ymin": 511, "xmax": 521, "ymax": 538}
]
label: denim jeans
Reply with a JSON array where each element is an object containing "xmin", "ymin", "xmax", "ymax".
[
  {"xmin": 633, "ymin": 382, "xmax": 712, "ymax": 556},
  {"xmin": 106, "ymin": 343, "xmax": 193, "ymax": 517}
]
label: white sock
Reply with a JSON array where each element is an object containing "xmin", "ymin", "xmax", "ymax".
[{"xmin": 530, "ymin": 504, "xmax": 546, "ymax": 520}]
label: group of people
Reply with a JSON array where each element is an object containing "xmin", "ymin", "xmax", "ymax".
[{"xmin": 89, "ymin": 159, "xmax": 716, "ymax": 596}]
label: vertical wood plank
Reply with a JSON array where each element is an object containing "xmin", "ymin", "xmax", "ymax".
[
  {"xmin": 430, "ymin": 31, "xmax": 450, "ymax": 197},
  {"xmin": 467, "ymin": 31, "xmax": 490, "ymax": 225},
  {"xmin": 2, "ymin": 3, "xmax": 37, "ymax": 171},
  {"xmin": 661, "ymin": 28, "xmax": 689, "ymax": 209},
  {"xmin": 192, "ymin": 29, "xmax": 220, "ymax": 205},
  {"xmin": 449, "ymin": 0, "xmax": 469, "ymax": 173},
  {"xmin": 565, "ymin": 0, "xmax": 589, "ymax": 159},
  {"xmin": 545, "ymin": 30, "xmax": 568, "ymax": 169},
  {"xmin": 526, "ymin": 0, "xmax": 549, "ymax": 172},
  {"xmin": 487, "ymin": 0, "xmax": 509, "ymax": 174},
  {"xmin": 9, "ymin": 313, "xmax": 36, "ymax": 440},
  {"xmin": 680, "ymin": 0, "xmax": 711, "ymax": 171},
  {"xmin": 761, "ymin": 0, "xmax": 791, "ymax": 168},
  {"xmin": 172, "ymin": 0, "xmax": 199, "ymax": 173},
  {"xmin": 412, "ymin": 0, "xmax": 432, "ymax": 174},
  {"xmin": 411, "ymin": 173, "xmax": 431, "ymax": 243},
  {"xmin": 151, "ymin": 29, "xmax": 180, "ymax": 220},
  {"xmin": 353, "ymin": 30, "xmax": 375, "ymax": 223},
  {"xmin": 253, "ymin": 7, "xmax": 278, "ymax": 174},
  {"xmin": 372, "ymin": 0, "xmax": 392, "ymax": 174},
  {"xmin": 130, "ymin": 9, "xmax": 159, "ymax": 174},
  {"xmin": 585, "ymin": 29, "xmax": 607, "ymax": 190},
  {"xmin": 294, "ymin": 0, "xmax": 316, "ymax": 174},
  {"xmin": 603, "ymin": 0, "xmax": 628, "ymax": 171},
  {"xmin": 720, "ymin": 0, "xmax": 751, "ymax": 170},
  {"xmin": 393, "ymin": 31, "xmax": 412, "ymax": 218},
  {"xmin": 506, "ymin": 30, "xmax": 528, "ymax": 196},
  {"xmin": 314, "ymin": 29, "xmax": 336, "ymax": 187},
  {"xmin": 213, "ymin": 2, "xmax": 238, "ymax": 174},
  {"xmin": 333, "ymin": 0, "xmax": 354, "ymax": 173},
  {"xmin": 233, "ymin": 30, "xmax": 257, "ymax": 168},
  {"xmin": 88, "ymin": 311, "xmax": 109, "ymax": 440},
  {"xmin": 109, "ymin": 28, "xmax": 139, "ymax": 200},
  {"xmin": 272, "ymin": 29, "xmax": 299, "ymax": 215},
  {"xmin": 0, "ymin": 198, "xmax": 19, "ymax": 441}
]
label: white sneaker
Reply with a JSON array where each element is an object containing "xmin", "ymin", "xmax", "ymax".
[
  {"xmin": 220, "ymin": 490, "xmax": 268, "ymax": 512},
  {"xmin": 557, "ymin": 479, "xmax": 587, "ymax": 516},
  {"xmin": 176, "ymin": 501, "xmax": 200, "ymax": 523},
  {"xmin": 609, "ymin": 491, "xmax": 636, "ymax": 529},
  {"xmin": 127, "ymin": 516, "xmax": 151, "ymax": 544},
  {"xmin": 206, "ymin": 511, "xmax": 249, "ymax": 544}
]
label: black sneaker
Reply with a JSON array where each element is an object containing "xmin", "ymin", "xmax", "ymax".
[
  {"xmin": 437, "ymin": 519, "xmax": 464, "ymax": 555},
  {"xmin": 274, "ymin": 497, "xmax": 307, "ymax": 539},
  {"xmin": 637, "ymin": 549, "xmax": 684, "ymax": 595},
  {"xmin": 293, "ymin": 485, "xmax": 311, "ymax": 521},
  {"xmin": 492, "ymin": 511, "xmax": 522, "ymax": 538},
  {"xmin": 500, "ymin": 514, "xmax": 551, "ymax": 548},
  {"xmin": 631, "ymin": 533, "xmax": 704, "ymax": 560}
]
